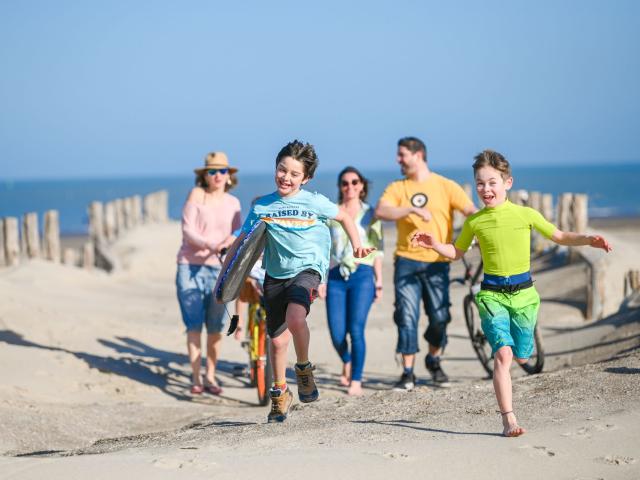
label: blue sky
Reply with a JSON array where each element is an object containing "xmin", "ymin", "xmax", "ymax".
[{"xmin": 1, "ymin": 1, "xmax": 639, "ymax": 180}]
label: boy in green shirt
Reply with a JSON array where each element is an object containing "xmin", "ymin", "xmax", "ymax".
[{"xmin": 411, "ymin": 149, "xmax": 612, "ymax": 437}]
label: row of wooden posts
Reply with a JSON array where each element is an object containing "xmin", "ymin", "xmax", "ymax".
[
  {"xmin": 1, "ymin": 187, "xmax": 628, "ymax": 321},
  {"xmin": 1, "ymin": 190, "xmax": 168, "ymax": 269}
]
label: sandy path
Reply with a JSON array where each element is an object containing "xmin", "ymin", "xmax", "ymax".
[{"xmin": 0, "ymin": 221, "xmax": 639, "ymax": 479}]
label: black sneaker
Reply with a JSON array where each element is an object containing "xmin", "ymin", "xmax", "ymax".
[
  {"xmin": 425, "ymin": 356, "xmax": 450, "ymax": 385},
  {"xmin": 393, "ymin": 371, "xmax": 416, "ymax": 391}
]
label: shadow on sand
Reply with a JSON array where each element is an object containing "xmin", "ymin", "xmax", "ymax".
[
  {"xmin": 351, "ymin": 419, "xmax": 501, "ymax": 437},
  {"xmin": 0, "ymin": 329, "xmax": 254, "ymax": 404}
]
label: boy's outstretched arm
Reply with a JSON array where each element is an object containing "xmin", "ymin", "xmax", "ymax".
[
  {"xmin": 334, "ymin": 211, "xmax": 376, "ymax": 258},
  {"xmin": 551, "ymin": 230, "xmax": 613, "ymax": 252},
  {"xmin": 411, "ymin": 231, "xmax": 465, "ymax": 260}
]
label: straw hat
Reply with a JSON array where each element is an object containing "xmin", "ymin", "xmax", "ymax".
[{"xmin": 194, "ymin": 152, "xmax": 238, "ymax": 174}]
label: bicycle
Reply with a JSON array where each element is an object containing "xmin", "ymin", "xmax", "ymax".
[
  {"xmin": 227, "ymin": 271, "xmax": 273, "ymax": 407},
  {"xmin": 218, "ymin": 248, "xmax": 272, "ymax": 406},
  {"xmin": 459, "ymin": 250, "xmax": 545, "ymax": 378},
  {"xmin": 240, "ymin": 298, "xmax": 272, "ymax": 406}
]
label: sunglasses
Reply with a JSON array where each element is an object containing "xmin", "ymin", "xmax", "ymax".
[
  {"xmin": 340, "ymin": 179, "xmax": 361, "ymax": 187},
  {"xmin": 207, "ymin": 168, "xmax": 229, "ymax": 176}
]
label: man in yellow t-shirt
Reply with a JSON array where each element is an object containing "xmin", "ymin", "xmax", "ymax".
[{"xmin": 375, "ymin": 137, "xmax": 476, "ymax": 389}]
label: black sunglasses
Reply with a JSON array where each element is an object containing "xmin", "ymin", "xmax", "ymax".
[
  {"xmin": 340, "ymin": 179, "xmax": 361, "ymax": 187},
  {"xmin": 207, "ymin": 168, "xmax": 229, "ymax": 176}
]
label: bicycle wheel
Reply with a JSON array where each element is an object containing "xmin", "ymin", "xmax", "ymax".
[
  {"xmin": 464, "ymin": 294, "xmax": 494, "ymax": 378},
  {"xmin": 255, "ymin": 315, "xmax": 272, "ymax": 406},
  {"xmin": 247, "ymin": 305, "xmax": 258, "ymax": 387},
  {"xmin": 518, "ymin": 325, "xmax": 544, "ymax": 375}
]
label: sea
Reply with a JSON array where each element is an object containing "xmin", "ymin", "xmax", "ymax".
[{"xmin": 1, "ymin": 164, "xmax": 639, "ymax": 236}]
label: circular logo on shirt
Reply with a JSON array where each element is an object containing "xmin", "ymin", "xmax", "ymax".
[{"xmin": 410, "ymin": 193, "xmax": 428, "ymax": 208}]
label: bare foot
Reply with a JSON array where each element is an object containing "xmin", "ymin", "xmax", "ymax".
[
  {"xmin": 347, "ymin": 380, "xmax": 363, "ymax": 396},
  {"xmin": 339, "ymin": 362, "xmax": 351, "ymax": 387},
  {"xmin": 502, "ymin": 412, "xmax": 526, "ymax": 437}
]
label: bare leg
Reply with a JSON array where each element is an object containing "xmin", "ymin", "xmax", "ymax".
[
  {"xmin": 428, "ymin": 344, "xmax": 442, "ymax": 357},
  {"xmin": 204, "ymin": 332, "xmax": 222, "ymax": 385},
  {"xmin": 270, "ymin": 329, "xmax": 292, "ymax": 384},
  {"xmin": 286, "ymin": 303, "xmax": 310, "ymax": 363},
  {"xmin": 402, "ymin": 353, "xmax": 415, "ymax": 369},
  {"xmin": 340, "ymin": 362, "xmax": 352, "ymax": 387},
  {"xmin": 347, "ymin": 379, "xmax": 363, "ymax": 396},
  {"xmin": 493, "ymin": 346, "xmax": 526, "ymax": 437},
  {"xmin": 187, "ymin": 331, "xmax": 202, "ymax": 386}
]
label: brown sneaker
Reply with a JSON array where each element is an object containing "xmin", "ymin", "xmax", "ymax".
[
  {"xmin": 267, "ymin": 387, "xmax": 293, "ymax": 423},
  {"xmin": 295, "ymin": 362, "xmax": 319, "ymax": 403}
]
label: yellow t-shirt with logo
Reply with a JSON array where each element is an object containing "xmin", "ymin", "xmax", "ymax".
[
  {"xmin": 454, "ymin": 200, "xmax": 557, "ymax": 276},
  {"xmin": 380, "ymin": 173, "xmax": 473, "ymax": 262}
]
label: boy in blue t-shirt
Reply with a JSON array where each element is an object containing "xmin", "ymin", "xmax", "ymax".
[{"xmin": 240, "ymin": 140, "xmax": 375, "ymax": 423}]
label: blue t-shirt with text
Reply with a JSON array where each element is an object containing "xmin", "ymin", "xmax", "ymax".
[{"xmin": 240, "ymin": 189, "xmax": 340, "ymax": 282}]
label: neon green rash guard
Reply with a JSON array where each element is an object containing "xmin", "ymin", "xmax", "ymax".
[{"xmin": 454, "ymin": 200, "xmax": 557, "ymax": 277}]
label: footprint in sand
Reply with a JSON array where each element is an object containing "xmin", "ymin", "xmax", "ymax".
[
  {"xmin": 561, "ymin": 426, "xmax": 591, "ymax": 439},
  {"xmin": 152, "ymin": 457, "xmax": 215, "ymax": 471},
  {"xmin": 595, "ymin": 454, "xmax": 636, "ymax": 466},
  {"xmin": 518, "ymin": 444, "xmax": 556, "ymax": 457},
  {"xmin": 382, "ymin": 452, "xmax": 410, "ymax": 460},
  {"xmin": 562, "ymin": 423, "xmax": 617, "ymax": 439}
]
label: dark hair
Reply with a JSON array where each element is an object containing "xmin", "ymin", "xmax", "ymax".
[
  {"xmin": 275, "ymin": 140, "xmax": 319, "ymax": 179},
  {"xmin": 337, "ymin": 166, "xmax": 370, "ymax": 204},
  {"xmin": 398, "ymin": 136, "xmax": 427, "ymax": 161},
  {"xmin": 195, "ymin": 170, "xmax": 237, "ymax": 191},
  {"xmin": 472, "ymin": 149, "xmax": 511, "ymax": 179}
]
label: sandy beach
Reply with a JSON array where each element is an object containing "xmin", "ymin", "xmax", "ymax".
[{"xmin": 1, "ymin": 220, "xmax": 639, "ymax": 479}]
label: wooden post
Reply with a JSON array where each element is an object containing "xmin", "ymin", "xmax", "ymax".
[
  {"xmin": 43, "ymin": 210, "xmax": 61, "ymax": 262},
  {"xmin": 143, "ymin": 191, "xmax": 164, "ymax": 223},
  {"xmin": 3, "ymin": 217, "xmax": 20, "ymax": 266},
  {"xmin": 115, "ymin": 198, "xmax": 126, "ymax": 234},
  {"xmin": 557, "ymin": 193, "xmax": 573, "ymax": 232},
  {"xmin": 508, "ymin": 189, "xmax": 528, "ymax": 206},
  {"xmin": 143, "ymin": 194, "xmax": 152, "ymax": 223},
  {"xmin": 541, "ymin": 194, "xmax": 554, "ymax": 223},
  {"xmin": 63, "ymin": 248, "xmax": 77, "ymax": 266},
  {"xmin": 528, "ymin": 192, "xmax": 544, "ymax": 254},
  {"xmin": 132, "ymin": 195, "xmax": 142, "ymax": 226},
  {"xmin": 88, "ymin": 202, "xmax": 105, "ymax": 242},
  {"xmin": 104, "ymin": 201, "xmax": 117, "ymax": 242},
  {"xmin": 124, "ymin": 197, "xmax": 135, "ymax": 229},
  {"xmin": 19, "ymin": 218, "xmax": 27, "ymax": 258},
  {"xmin": 573, "ymin": 194, "xmax": 588, "ymax": 234},
  {"xmin": 83, "ymin": 242, "xmax": 94, "ymax": 270},
  {"xmin": 582, "ymin": 249, "xmax": 606, "ymax": 321},
  {"xmin": 22, "ymin": 212, "xmax": 40, "ymax": 259},
  {"xmin": 0, "ymin": 219, "xmax": 5, "ymax": 267},
  {"xmin": 529, "ymin": 191, "xmax": 542, "ymax": 213},
  {"xmin": 624, "ymin": 270, "xmax": 640, "ymax": 297}
]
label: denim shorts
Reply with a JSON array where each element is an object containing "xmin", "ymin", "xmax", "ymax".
[
  {"xmin": 476, "ymin": 286, "xmax": 540, "ymax": 359},
  {"xmin": 176, "ymin": 264, "xmax": 227, "ymax": 333},
  {"xmin": 393, "ymin": 256, "xmax": 451, "ymax": 354}
]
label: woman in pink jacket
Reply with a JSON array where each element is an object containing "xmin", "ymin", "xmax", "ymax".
[{"xmin": 176, "ymin": 152, "xmax": 241, "ymax": 396}]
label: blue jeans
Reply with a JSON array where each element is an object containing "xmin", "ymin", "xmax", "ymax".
[
  {"xmin": 176, "ymin": 264, "xmax": 227, "ymax": 333},
  {"xmin": 393, "ymin": 256, "xmax": 451, "ymax": 354},
  {"xmin": 326, "ymin": 264, "xmax": 375, "ymax": 382}
]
